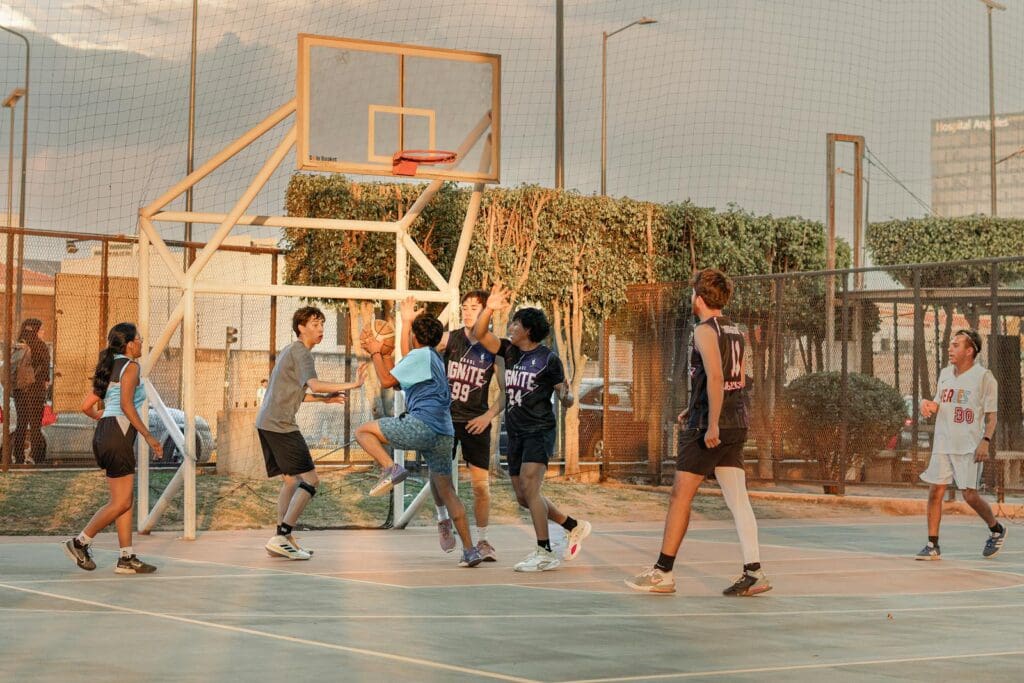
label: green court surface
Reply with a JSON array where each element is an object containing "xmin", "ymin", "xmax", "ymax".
[{"xmin": 2, "ymin": 516, "xmax": 1022, "ymax": 682}]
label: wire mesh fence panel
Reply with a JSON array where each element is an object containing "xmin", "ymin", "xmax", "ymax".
[{"xmin": 599, "ymin": 259, "xmax": 1024, "ymax": 495}]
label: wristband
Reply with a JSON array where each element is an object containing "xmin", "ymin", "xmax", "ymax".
[
  {"xmin": 982, "ymin": 436, "xmax": 991, "ymax": 443},
  {"xmin": 372, "ymin": 351, "xmax": 382, "ymax": 357}
]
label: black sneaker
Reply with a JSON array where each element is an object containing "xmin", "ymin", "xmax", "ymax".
[
  {"xmin": 722, "ymin": 568, "xmax": 772, "ymax": 596},
  {"xmin": 62, "ymin": 539, "xmax": 96, "ymax": 571},
  {"xmin": 115, "ymin": 555, "xmax": 157, "ymax": 574}
]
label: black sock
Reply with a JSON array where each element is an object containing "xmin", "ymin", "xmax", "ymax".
[
  {"xmin": 277, "ymin": 523, "xmax": 293, "ymax": 537},
  {"xmin": 990, "ymin": 523, "xmax": 1004, "ymax": 535},
  {"xmin": 744, "ymin": 562, "xmax": 761, "ymax": 572},
  {"xmin": 561, "ymin": 516, "xmax": 578, "ymax": 532},
  {"xmin": 928, "ymin": 535, "xmax": 939, "ymax": 547},
  {"xmin": 538, "ymin": 539, "xmax": 552, "ymax": 552},
  {"xmin": 655, "ymin": 553, "xmax": 675, "ymax": 572}
]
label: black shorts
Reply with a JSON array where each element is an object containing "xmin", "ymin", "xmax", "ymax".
[
  {"xmin": 93, "ymin": 416, "xmax": 137, "ymax": 479},
  {"xmin": 257, "ymin": 429, "xmax": 315, "ymax": 478},
  {"xmin": 507, "ymin": 428, "xmax": 555, "ymax": 477},
  {"xmin": 676, "ymin": 428, "xmax": 748, "ymax": 477},
  {"xmin": 452, "ymin": 421, "xmax": 491, "ymax": 470}
]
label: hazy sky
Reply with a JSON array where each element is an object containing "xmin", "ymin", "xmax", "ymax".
[{"xmin": 1, "ymin": 0, "xmax": 1022, "ymax": 261}]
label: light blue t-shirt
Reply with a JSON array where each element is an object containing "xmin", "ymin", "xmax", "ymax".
[
  {"xmin": 103, "ymin": 355, "xmax": 146, "ymax": 419},
  {"xmin": 391, "ymin": 347, "xmax": 454, "ymax": 436}
]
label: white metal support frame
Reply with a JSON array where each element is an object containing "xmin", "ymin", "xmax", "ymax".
[{"xmin": 136, "ymin": 99, "xmax": 493, "ymax": 539}]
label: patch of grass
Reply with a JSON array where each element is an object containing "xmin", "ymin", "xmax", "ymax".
[{"xmin": 0, "ymin": 468, "xmax": 857, "ymax": 536}]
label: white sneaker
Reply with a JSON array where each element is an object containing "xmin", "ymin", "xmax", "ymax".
[
  {"xmin": 266, "ymin": 534, "xmax": 314, "ymax": 557},
  {"xmin": 625, "ymin": 567, "xmax": 676, "ymax": 594},
  {"xmin": 265, "ymin": 535, "xmax": 311, "ymax": 560},
  {"xmin": 513, "ymin": 548, "xmax": 561, "ymax": 572},
  {"xmin": 564, "ymin": 520, "xmax": 592, "ymax": 560}
]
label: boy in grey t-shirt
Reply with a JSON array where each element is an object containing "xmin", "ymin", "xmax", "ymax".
[{"xmin": 258, "ymin": 306, "xmax": 366, "ymax": 560}]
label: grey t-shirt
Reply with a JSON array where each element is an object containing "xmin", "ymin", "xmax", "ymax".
[{"xmin": 255, "ymin": 340, "xmax": 317, "ymax": 433}]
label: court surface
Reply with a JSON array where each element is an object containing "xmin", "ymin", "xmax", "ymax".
[{"xmin": 2, "ymin": 515, "xmax": 1022, "ymax": 682}]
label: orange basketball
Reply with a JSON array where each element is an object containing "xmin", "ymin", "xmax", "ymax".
[{"xmin": 365, "ymin": 319, "xmax": 395, "ymax": 356}]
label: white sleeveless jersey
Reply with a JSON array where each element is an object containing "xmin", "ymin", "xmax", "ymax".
[{"xmin": 932, "ymin": 363, "xmax": 997, "ymax": 455}]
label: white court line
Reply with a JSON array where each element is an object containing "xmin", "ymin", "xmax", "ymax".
[
  {"xmin": 7, "ymin": 600, "xmax": 1024, "ymax": 622},
  {"xmin": 0, "ymin": 581, "xmax": 539, "ymax": 683},
  {"xmin": 559, "ymin": 649, "xmax": 1024, "ymax": 682},
  {"xmin": 3, "ymin": 573, "xmax": 268, "ymax": 586}
]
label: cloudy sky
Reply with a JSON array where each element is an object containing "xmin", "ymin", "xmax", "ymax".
[{"xmin": 1, "ymin": 0, "xmax": 1023, "ymax": 259}]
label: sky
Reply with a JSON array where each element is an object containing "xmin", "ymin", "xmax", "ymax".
[{"xmin": 1, "ymin": 0, "xmax": 1023, "ymax": 263}]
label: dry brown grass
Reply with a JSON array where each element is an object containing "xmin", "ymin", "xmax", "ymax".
[{"xmin": 0, "ymin": 468, "xmax": 858, "ymax": 535}]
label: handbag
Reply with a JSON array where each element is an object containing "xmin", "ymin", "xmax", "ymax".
[{"xmin": 41, "ymin": 403, "xmax": 57, "ymax": 427}]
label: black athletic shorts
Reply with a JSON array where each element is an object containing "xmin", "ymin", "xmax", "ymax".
[
  {"xmin": 257, "ymin": 428, "xmax": 315, "ymax": 478},
  {"xmin": 93, "ymin": 416, "xmax": 137, "ymax": 479},
  {"xmin": 676, "ymin": 427, "xmax": 748, "ymax": 477},
  {"xmin": 507, "ymin": 428, "xmax": 555, "ymax": 477},
  {"xmin": 452, "ymin": 421, "xmax": 491, "ymax": 470}
]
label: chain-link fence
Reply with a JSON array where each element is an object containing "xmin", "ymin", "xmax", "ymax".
[
  {"xmin": 0, "ymin": 228, "xmax": 385, "ymax": 472},
  {"xmin": 594, "ymin": 258, "xmax": 1024, "ymax": 499}
]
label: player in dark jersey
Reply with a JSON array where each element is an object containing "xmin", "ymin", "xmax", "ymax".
[
  {"xmin": 473, "ymin": 284, "xmax": 591, "ymax": 572},
  {"xmin": 427, "ymin": 290, "xmax": 503, "ymax": 560},
  {"xmin": 626, "ymin": 268, "xmax": 770, "ymax": 596}
]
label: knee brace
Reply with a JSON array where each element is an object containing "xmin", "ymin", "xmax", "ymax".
[{"xmin": 298, "ymin": 481, "xmax": 317, "ymax": 498}]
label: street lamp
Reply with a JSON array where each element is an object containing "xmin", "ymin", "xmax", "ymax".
[
  {"xmin": 601, "ymin": 17, "xmax": 656, "ymax": 196},
  {"xmin": 1, "ymin": 24, "xmax": 29, "ymax": 336},
  {"xmin": 978, "ymin": 0, "xmax": 1006, "ymax": 216}
]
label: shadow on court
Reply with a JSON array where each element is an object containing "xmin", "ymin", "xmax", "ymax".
[{"xmin": 2, "ymin": 516, "xmax": 1022, "ymax": 682}]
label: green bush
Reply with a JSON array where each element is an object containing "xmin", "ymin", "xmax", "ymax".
[{"xmin": 782, "ymin": 372, "xmax": 907, "ymax": 483}]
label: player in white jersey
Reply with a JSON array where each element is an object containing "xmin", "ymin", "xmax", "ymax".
[{"xmin": 916, "ymin": 329, "xmax": 1006, "ymax": 560}]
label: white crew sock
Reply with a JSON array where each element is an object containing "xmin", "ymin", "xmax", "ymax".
[
  {"xmin": 76, "ymin": 532, "xmax": 93, "ymax": 547},
  {"xmin": 437, "ymin": 506, "xmax": 449, "ymax": 522},
  {"xmin": 120, "ymin": 546, "xmax": 133, "ymax": 558},
  {"xmin": 476, "ymin": 526, "xmax": 488, "ymax": 542}
]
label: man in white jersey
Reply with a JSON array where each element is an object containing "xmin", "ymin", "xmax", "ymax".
[{"xmin": 916, "ymin": 329, "xmax": 1006, "ymax": 560}]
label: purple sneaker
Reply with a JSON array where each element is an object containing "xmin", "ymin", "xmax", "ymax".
[{"xmin": 368, "ymin": 464, "xmax": 409, "ymax": 497}]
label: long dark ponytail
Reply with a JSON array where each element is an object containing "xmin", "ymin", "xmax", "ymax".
[{"xmin": 92, "ymin": 322, "xmax": 137, "ymax": 399}]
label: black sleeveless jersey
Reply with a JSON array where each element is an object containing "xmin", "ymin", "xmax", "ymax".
[
  {"xmin": 686, "ymin": 316, "xmax": 748, "ymax": 430},
  {"xmin": 444, "ymin": 328, "xmax": 496, "ymax": 423}
]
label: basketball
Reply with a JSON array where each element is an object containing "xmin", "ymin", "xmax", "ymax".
[{"xmin": 364, "ymin": 319, "xmax": 396, "ymax": 356}]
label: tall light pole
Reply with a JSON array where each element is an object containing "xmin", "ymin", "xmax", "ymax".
[
  {"xmin": 2, "ymin": 87, "xmax": 25, "ymax": 471},
  {"xmin": 1, "ymin": 25, "xmax": 29, "ymax": 334},
  {"xmin": 601, "ymin": 17, "xmax": 656, "ymax": 196},
  {"xmin": 979, "ymin": 0, "xmax": 1006, "ymax": 216},
  {"xmin": 555, "ymin": 0, "xmax": 564, "ymax": 189},
  {"xmin": 184, "ymin": 0, "xmax": 198, "ymax": 266},
  {"xmin": 3, "ymin": 89, "xmax": 24, "ymax": 230}
]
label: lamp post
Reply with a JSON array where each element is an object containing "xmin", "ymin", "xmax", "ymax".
[
  {"xmin": 601, "ymin": 17, "xmax": 656, "ymax": 196},
  {"xmin": 979, "ymin": 0, "xmax": 1006, "ymax": 216},
  {"xmin": 1, "ymin": 25, "xmax": 29, "ymax": 336},
  {"xmin": 2, "ymin": 87, "xmax": 25, "ymax": 470}
]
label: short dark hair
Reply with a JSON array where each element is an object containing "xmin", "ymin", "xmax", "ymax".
[
  {"xmin": 461, "ymin": 289, "xmax": 488, "ymax": 307},
  {"xmin": 292, "ymin": 306, "xmax": 325, "ymax": 336},
  {"xmin": 512, "ymin": 307, "xmax": 550, "ymax": 342},
  {"xmin": 412, "ymin": 314, "xmax": 444, "ymax": 347},
  {"xmin": 691, "ymin": 268, "xmax": 734, "ymax": 310},
  {"xmin": 954, "ymin": 329, "xmax": 983, "ymax": 358}
]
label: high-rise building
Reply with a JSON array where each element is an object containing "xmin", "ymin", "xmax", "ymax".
[{"xmin": 931, "ymin": 112, "xmax": 1024, "ymax": 218}]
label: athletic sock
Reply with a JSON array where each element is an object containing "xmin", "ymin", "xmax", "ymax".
[
  {"xmin": 476, "ymin": 526, "xmax": 488, "ymax": 542},
  {"xmin": 277, "ymin": 523, "xmax": 293, "ymax": 537},
  {"xmin": 655, "ymin": 553, "xmax": 675, "ymax": 573},
  {"xmin": 537, "ymin": 539, "xmax": 552, "ymax": 552},
  {"xmin": 928, "ymin": 535, "xmax": 939, "ymax": 547},
  {"xmin": 561, "ymin": 516, "xmax": 578, "ymax": 532},
  {"xmin": 990, "ymin": 523, "xmax": 1004, "ymax": 535},
  {"xmin": 437, "ymin": 506, "xmax": 450, "ymax": 522},
  {"xmin": 120, "ymin": 546, "xmax": 133, "ymax": 558},
  {"xmin": 75, "ymin": 532, "xmax": 93, "ymax": 547},
  {"xmin": 744, "ymin": 562, "xmax": 761, "ymax": 572}
]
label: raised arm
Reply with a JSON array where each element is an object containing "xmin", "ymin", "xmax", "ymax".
[
  {"xmin": 398, "ymin": 296, "xmax": 423, "ymax": 357},
  {"xmin": 361, "ymin": 329, "xmax": 400, "ymax": 389},
  {"xmin": 471, "ymin": 283, "xmax": 510, "ymax": 355}
]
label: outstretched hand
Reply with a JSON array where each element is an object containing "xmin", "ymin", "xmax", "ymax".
[
  {"xmin": 399, "ymin": 296, "xmax": 423, "ymax": 321},
  {"xmin": 486, "ymin": 282, "xmax": 511, "ymax": 312}
]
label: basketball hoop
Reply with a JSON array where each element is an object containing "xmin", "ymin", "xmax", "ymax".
[{"xmin": 392, "ymin": 150, "xmax": 458, "ymax": 176}]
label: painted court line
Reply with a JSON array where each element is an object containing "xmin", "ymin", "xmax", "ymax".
[
  {"xmin": 0, "ymin": 581, "xmax": 538, "ymax": 683},
  {"xmin": 559, "ymin": 649, "xmax": 1024, "ymax": 682}
]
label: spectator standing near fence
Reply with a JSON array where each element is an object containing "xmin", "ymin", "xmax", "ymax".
[
  {"xmin": 11, "ymin": 318, "xmax": 50, "ymax": 464},
  {"xmin": 916, "ymin": 329, "xmax": 1006, "ymax": 560},
  {"xmin": 626, "ymin": 268, "xmax": 770, "ymax": 596}
]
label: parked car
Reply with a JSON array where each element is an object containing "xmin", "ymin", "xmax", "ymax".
[
  {"xmin": 498, "ymin": 379, "xmax": 645, "ymax": 460},
  {"xmin": 42, "ymin": 408, "xmax": 215, "ymax": 465}
]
